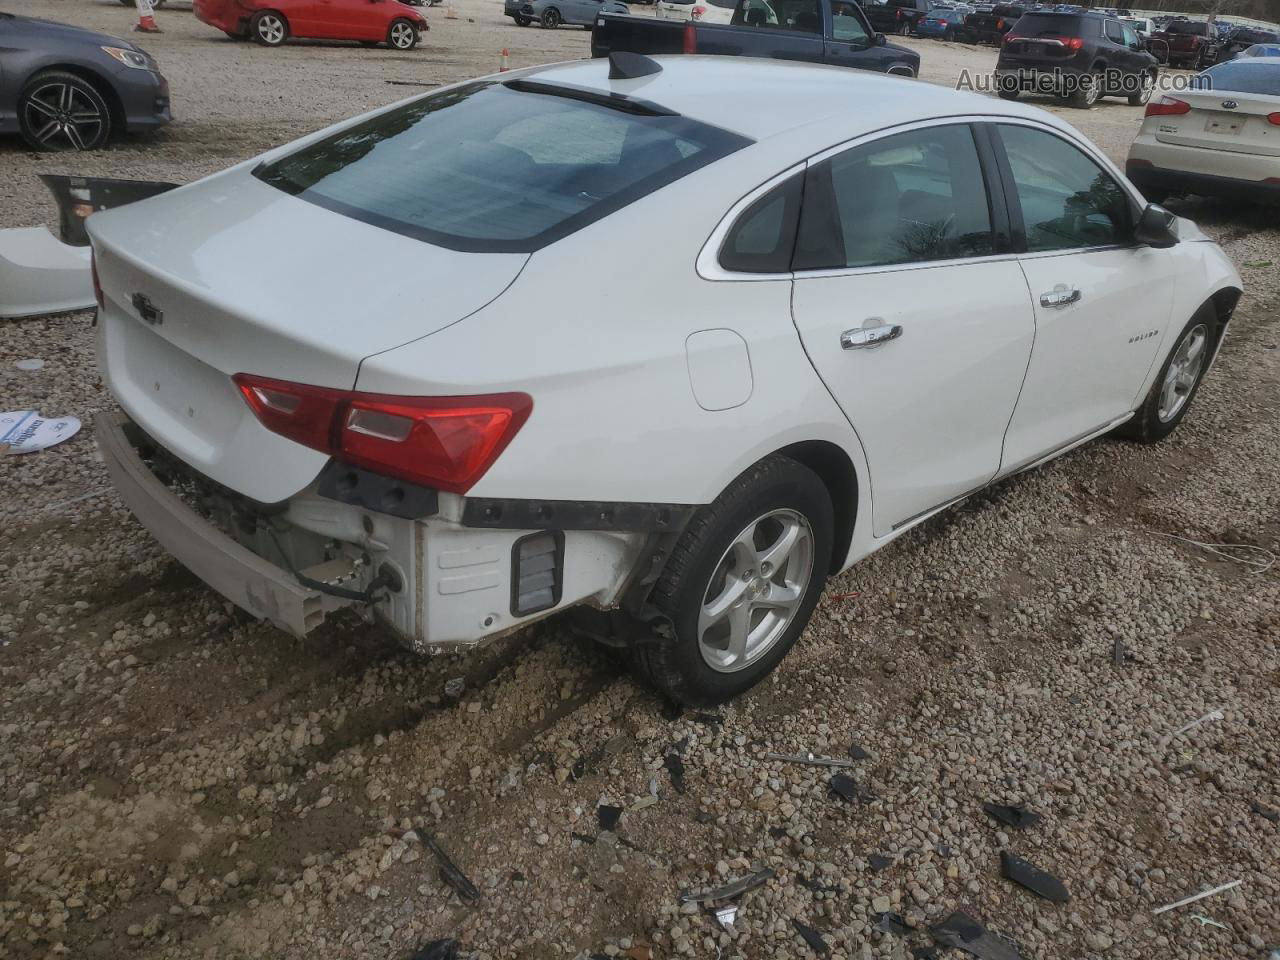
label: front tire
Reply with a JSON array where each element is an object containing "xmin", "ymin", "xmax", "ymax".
[
  {"xmin": 541, "ymin": 7, "xmax": 562, "ymax": 27},
  {"xmin": 18, "ymin": 71, "xmax": 112, "ymax": 152},
  {"xmin": 387, "ymin": 18, "xmax": 419, "ymax": 49},
  {"xmin": 1118, "ymin": 306, "xmax": 1215, "ymax": 443},
  {"xmin": 631, "ymin": 456, "xmax": 833, "ymax": 706},
  {"xmin": 1128, "ymin": 71, "xmax": 1155, "ymax": 106},
  {"xmin": 514, "ymin": 14, "xmax": 531, "ymax": 24},
  {"xmin": 250, "ymin": 10, "xmax": 289, "ymax": 46}
]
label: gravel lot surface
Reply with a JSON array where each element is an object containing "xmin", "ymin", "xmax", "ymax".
[{"xmin": 2, "ymin": 2, "xmax": 1279, "ymax": 959}]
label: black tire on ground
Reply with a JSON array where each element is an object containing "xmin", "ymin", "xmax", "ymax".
[
  {"xmin": 1117, "ymin": 304, "xmax": 1217, "ymax": 443},
  {"xmin": 541, "ymin": 7, "xmax": 561, "ymax": 27},
  {"xmin": 250, "ymin": 10, "xmax": 289, "ymax": 46},
  {"xmin": 387, "ymin": 17, "xmax": 419, "ymax": 49},
  {"xmin": 630, "ymin": 455, "xmax": 834, "ymax": 706},
  {"xmin": 17, "ymin": 70, "xmax": 112, "ymax": 152},
  {"xmin": 514, "ymin": 15, "xmax": 531, "ymax": 24}
]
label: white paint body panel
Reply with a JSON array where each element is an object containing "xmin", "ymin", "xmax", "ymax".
[
  {"xmin": 0, "ymin": 227, "xmax": 93, "ymax": 319},
  {"xmin": 88, "ymin": 56, "xmax": 1241, "ymax": 650}
]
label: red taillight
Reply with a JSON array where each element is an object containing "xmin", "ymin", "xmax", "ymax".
[
  {"xmin": 1145, "ymin": 96, "xmax": 1191, "ymax": 117},
  {"xmin": 233, "ymin": 374, "xmax": 532, "ymax": 494},
  {"xmin": 1268, "ymin": 112, "xmax": 1280, "ymax": 126},
  {"xmin": 90, "ymin": 252, "xmax": 104, "ymax": 310},
  {"xmin": 1062, "ymin": 36, "xmax": 1084, "ymax": 50},
  {"xmin": 995, "ymin": 17, "xmax": 1004, "ymax": 28},
  {"xmin": 691, "ymin": 4, "xmax": 705, "ymax": 17},
  {"xmin": 682, "ymin": 20, "xmax": 696, "ymax": 53}
]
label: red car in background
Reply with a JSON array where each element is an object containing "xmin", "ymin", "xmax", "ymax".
[{"xmin": 194, "ymin": 0, "xmax": 429, "ymax": 49}]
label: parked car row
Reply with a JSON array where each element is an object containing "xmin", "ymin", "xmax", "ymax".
[{"xmin": 193, "ymin": 0, "xmax": 430, "ymax": 48}]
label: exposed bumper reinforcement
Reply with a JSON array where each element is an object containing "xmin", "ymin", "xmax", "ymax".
[{"xmin": 95, "ymin": 413, "xmax": 343, "ymax": 636}]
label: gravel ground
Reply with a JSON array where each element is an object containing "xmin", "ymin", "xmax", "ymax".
[{"xmin": 2, "ymin": 2, "xmax": 1279, "ymax": 959}]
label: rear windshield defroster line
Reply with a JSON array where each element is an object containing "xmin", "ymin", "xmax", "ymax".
[{"xmin": 254, "ymin": 80, "xmax": 752, "ymax": 254}]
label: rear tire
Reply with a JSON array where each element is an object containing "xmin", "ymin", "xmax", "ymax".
[
  {"xmin": 250, "ymin": 10, "xmax": 289, "ymax": 46},
  {"xmin": 1128, "ymin": 71, "xmax": 1155, "ymax": 106},
  {"xmin": 1117, "ymin": 306, "xmax": 1216, "ymax": 443},
  {"xmin": 1069, "ymin": 71, "xmax": 1102, "ymax": 108},
  {"xmin": 630, "ymin": 456, "xmax": 833, "ymax": 706},
  {"xmin": 541, "ymin": 7, "xmax": 562, "ymax": 27}
]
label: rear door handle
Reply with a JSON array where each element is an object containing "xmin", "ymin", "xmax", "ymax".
[
  {"xmin": 841, "ymin": 321, "xmax": 903, "ymax": 350},
  {"xmin": 1040, "ymin": 285, "xmax": 1082, "ymax": 308}
]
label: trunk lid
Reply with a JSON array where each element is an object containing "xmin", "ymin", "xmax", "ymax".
[
  {"xmin": 90, "ymin": 170, "xmax": 527, "ymax": 503},
  {"xmin": 1153, "ymin": 89, "xmax": 1280, "ymax": 156}
]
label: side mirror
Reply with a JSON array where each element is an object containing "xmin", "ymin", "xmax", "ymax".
[
  {"xmin": 874, "ymin": 31, "xmax": 888, "ymax": 44},
  {"xmin": 1134, "ymin": 203, "xmax": 1179, "ymax": 248}
]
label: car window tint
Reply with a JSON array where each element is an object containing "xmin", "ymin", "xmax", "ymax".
[
  {"xmin": 1121, "ymin": 22, "xmax": 1139, "ymax": 46},
  {"xmin": 254, "ymin": 82, "xmax": 749, "ymax": 253},
  {"xmin": 719, "ymin": 176, "xmax": 802, "ymax": 273},
  {"xmin": 732, "ymin": 0, "xmax": 822, "ymax": 32},
  {"xmin": 796, "ymin": 125, "xmax": 995, "ymax": 270},
  {"xmin": 1104, "ymin": 19, "xmax": 1124, "ymax": 42},
  {"xmin": 831, "ymin": 1, "xmax": 871, "ymax": 42},
  {"xmin": 1193, "ymin": 61, "xmax": 1280, "ymax": 94},
  {"xmin": 998, "ymin": 124, "xmax": 1131, "ymax": 252}
]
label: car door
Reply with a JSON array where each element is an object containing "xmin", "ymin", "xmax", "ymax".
[
  {"xmin": 322, "ymin": 0, "xmax": 382, "ymax": 39},
  {"xmin": 789, "ymin": 121, "xmax": 1036, "ymax": 536},
  {"xmin": 279, "ymin": 0, "xmax": 327, "ymax": 37},
  {"xmin": 991, "ymin": 121, "xmax": 1176, "ymax": 473},
  {"xmin": 824, "ymin": 1, "xmax": 889, "ymax": 70}
]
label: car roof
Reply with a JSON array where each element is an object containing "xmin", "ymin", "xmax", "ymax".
[{"xmin": 529, "ymin": 55, "xmax": 1056, "ymax": 141}]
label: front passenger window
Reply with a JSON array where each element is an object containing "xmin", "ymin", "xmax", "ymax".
[
  {"xmin": 831, "ymin": 1, "xmax": 871, "ymax": 43},
  {"xmin": 997, "ymin": 124, "xmax": 1132, "ymax": 252}
]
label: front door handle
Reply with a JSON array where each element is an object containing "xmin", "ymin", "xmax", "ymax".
[
  {"xmin": 1040, "ymin": 284, "xmax": 1082, "ymax": 308},
  {"xmin": 841, "ymin": 321, "xmax": 903, "ymax": 350}
]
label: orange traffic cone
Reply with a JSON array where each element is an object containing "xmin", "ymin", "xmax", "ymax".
[
  {"xmin": 446, "ymin": 1, "xmax": 458, "ymax": 18},
  {"xmin": 499, "ymin": 48, "xmax": 510, "ymax": 72},
  {"xmin": 134, "ymin": 0, "xmax": 162, "ymax": 32}
]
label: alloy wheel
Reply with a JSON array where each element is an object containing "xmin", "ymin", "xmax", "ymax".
[
  {"xmin": 1158, "ymin": 323, "xmax": 1208, "ymax": 422},
  {"xmin": 697, "ymin": 509, "xmax": 815, "ymax": 674},
  {"xmin": 22, "ymin": 82, "xmax": 104, "ymax": 151},
  {"xmin": 257, "ymin": 14, "xmax": 285, "ymax": 44},
  {"xmin": 390, "ymin": 21, "xmax": 416, "ymax": 47}
]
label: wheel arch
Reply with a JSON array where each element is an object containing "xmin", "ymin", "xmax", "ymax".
[
  {"xmin": 21, "ymin": 64, "xmax": 124, "ymax": 134},
  {"xmin": 776, "ymin": 439, "xmax": 858, "ymax": 575},
  {"xmin": 1207, "ymin": 284, "xmax": 1243, "ymax": 351}
]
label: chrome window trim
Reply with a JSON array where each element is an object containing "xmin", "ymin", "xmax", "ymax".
[{"xmin": 697, "ymin": 162, "xmax": 807, "ymax": 282}]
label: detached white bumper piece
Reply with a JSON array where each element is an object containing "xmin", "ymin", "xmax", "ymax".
[
  {"xmin": 0, "ymin": 227, "xmax": 94, "ymax": 320},
  {"xmin": 95, "ymin": 413, "xmax": 346, "ymax": 635}
]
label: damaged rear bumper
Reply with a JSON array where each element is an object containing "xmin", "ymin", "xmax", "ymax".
[{"xmin": 96, "ymin": 413, "xmax": 345, "ymax": 635}]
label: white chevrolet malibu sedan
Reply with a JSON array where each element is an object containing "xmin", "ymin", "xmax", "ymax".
[{"xmin": 91, "ymin": 54, "xmax": 1241, "ymax": 705}]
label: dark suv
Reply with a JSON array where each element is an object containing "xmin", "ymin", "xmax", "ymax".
[
  {"xmin": 995, "ymin": 10, "xmax": 1158, "ymax": 107},
  {"xmin": 959, "ymin": 4, "xmax": 1024, "ymax": 45},
  {"xmin": 863, "ymin": 0, "xmax": 931, "ymax": 36}
]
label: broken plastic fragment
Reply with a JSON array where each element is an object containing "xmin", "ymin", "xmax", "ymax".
[
  {"xmin": 830, "ymin": 773, "xmax": 874, "ymax": 804},
  {"xmin": 875, "ymin": 912, "xmax": 909, "ymax": 936},
  {"xmin": 930, "ymin": 912, "xmax": 1025, "ymax": 960},
  {"xmin": 0, "ymin": 410, "xmax": 81, "ymax": 454},
  {"xmin": 1188, "ymin": 914, "xmax": 1226, "ymax": 930},
  {"xmin": 1152, "ymin": 879, "xmax": 1242, "ymax": 915},
  {"xmin": 418, "ymin": 831, "xmax": 480, "ymax": 904},
  {"xmin": 598, "ymin": 804, "xmax": 623, "ymax": 831},
  {"xmin": 679, "ymin": 867, "xmax": 775, "ymax": 904},
  {"xmin": 714, "ymin": 904, "xmax": 738, "ymax": 930},
  {"xmin": 410, "ymin": 938, "xmax": 459, "ymax": 960},
  {"xmin": 664, "ymin": 753, "xmax": 686, "ymax": 794},
  {"xmin": 792, "ymin": 919, "xmax": 830, "ymax": 955},
  {"xmin": 14, "ymin": 358, "xmax": 44, "ymax": 371},
  {"xmin": 1000, "ymin": 851, "xmax": 1070, "ymax": 902},
  {"xmin": 982, "ymin": 802, "xmax": 1042, "ymax": 830},
  {"xmin": 767, "ymin": 752, "xmax": 860, "ymax": 769}
]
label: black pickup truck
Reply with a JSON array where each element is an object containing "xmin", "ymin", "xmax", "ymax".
[
  {"xmin": 863, "ymin": 0, "xmax": 931, "ymax": 37},
  {"xmin": 591, "ymin": 0, "xmax": 921, "ymax": 77}
]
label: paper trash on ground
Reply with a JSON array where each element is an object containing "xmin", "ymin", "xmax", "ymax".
[{"xmin": 0, "ymin": 411, "xmax": 82, "ymax": 454}]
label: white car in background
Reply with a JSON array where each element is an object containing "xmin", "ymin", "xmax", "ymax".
[
  {"xmin": 91, "ymin": 55, "xmax": 1241, "ymax": 705},
  {"xmin": 654, "ymin": 0, "xmax": 738, "ymax": 21},
  {"xmin": 1126, "ymin": 58, "xmax": 1280, "ymax": 203}
]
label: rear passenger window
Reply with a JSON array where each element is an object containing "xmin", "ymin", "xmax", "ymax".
[
  {"xmin": 997, "ymin": 124, "xmax": 1132, "ymax": 252},
  {"xmin": 720, "ymin": 176, "xmax": 802, "ymax": 273},
  {"xmin": 795, "ymin": 124, "xmax": 995, "ymax": 271},
  {"xmin": 1104, "ymin": 19, "xmax": 1124, "ymax": 42}
]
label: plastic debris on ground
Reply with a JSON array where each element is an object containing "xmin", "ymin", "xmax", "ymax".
[
  {"xmin": 999, "ymin": 851, "xmax": 1070, "ymax": 902},
  {"xmin": 1152, "ymin": 879, "xmax": 1243, "ymax": 915},
  {"xmin": 0, "ymin": 411, "xmax": 81, "ymax": 454},
  {"xmin": 714, "ymin": 904, "xmax": 738, "ymax": 930},
  {"xmin": 14, "ymin": 358, "xmax": 45, "ymax": 371},
  {"xmin": 1172, "ymin": 706, "xmax": 1226, "ymax": 738},
  {"xmin": 1188, "ymin": 914, "xmax": 1226, "ymax": 930},
  {"xmin": 792, "ymin": 919, "xmax": 830, "ymax": 956},
  {"xmin": 767, "ymin": 751, "xmax": 861, "ymax": 769},
  {"xmin": 597, "ymin": 804, "xmax": 623, "ymax": 831},
  {"xmin": 875, "ymin": 912, "xmax": 910, "ymax": 936},
  {"xmin": 418, "ymin": 831, "xmax": 481, "ymax": 903},
  {"xmin": 829, "ymin": 773, "xmax": 874, "ymax": 804},
  {"xmin": 930, "ymin": 911, "xmax": 1025, "ymax": 960},
  {"xmin": 982, "ymin": 802, "xmax": 1042, "ymax": 830},
  {"xmin": 410, "ymin": 938, "xmax": 459, "ymax": 960},
  {"xmin": 678, "ymin": 867, "xmax": 774, "ymax": 904}
]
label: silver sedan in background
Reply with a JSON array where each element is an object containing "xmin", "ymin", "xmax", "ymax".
[{"xmin": 505, "ymin": 0, "xmax": 629, "ymax": 28}]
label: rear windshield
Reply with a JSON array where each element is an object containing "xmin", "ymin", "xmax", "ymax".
[
  {"xmin": 255, "ymin": 81, "xmax": 749, "ymax": 253},
  {"xmin": 992, "ymin": 6, "xmax": 1024, "ymax": 16},
  {"xmin": 1011, "ymin": 13, "xmax": 1087, "ymax": 34},
  {"xmin": 1194, "ymin": 61, "xmax": 1280, "ymax": 95},
  {"xmin": 1164, "ymin": 21, "xmax": 1208, "ymax": 35}
]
